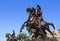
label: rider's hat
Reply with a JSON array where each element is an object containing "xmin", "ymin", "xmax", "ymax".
[{"xmin": 37, "ymin": 5, "xmax": 41, "ymax": 9}]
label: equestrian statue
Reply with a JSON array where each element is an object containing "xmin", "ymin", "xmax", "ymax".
[
  {"xmin": 6, "ymin": 30, "xmax": 19, "ymax": 41},
  {"xmin": 20, "ymin": 5, "xmax": 55, "ymax": 41}
]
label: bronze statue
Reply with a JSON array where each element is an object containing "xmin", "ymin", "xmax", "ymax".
[
  {"xmin": 6, "ymin": 31, "xmax": 18, "ymax": 41},
  {"xmin": 20, "ymin": 5, "xmax": 55, "ymax": 41},
  {"xmin": 20, "ymin": 7, "xmax": 46, "ymax": 41}
]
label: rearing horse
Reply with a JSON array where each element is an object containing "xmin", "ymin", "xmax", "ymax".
[
  {"xmin": 20, "ymin": 7, "xmax": 55, "ymax": 41},
  {"xmin": 26, "ymin": 7, "xmax": 55, "ymax": 38},
  {"xmin": 20, "ymin": 7, "xmax": 46, "ymax": 41}
]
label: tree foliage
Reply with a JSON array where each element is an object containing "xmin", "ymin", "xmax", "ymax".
[{"xmin": 18, "ymin": 33, "xmax": 28, "ymax": 39}]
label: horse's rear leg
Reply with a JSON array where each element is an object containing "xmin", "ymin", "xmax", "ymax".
[
  {"xmin": 47, "ymin": 23, "xmax": 55, "ymax": 30},
  {"xmin": 47, "ymin": 28, "xmax": 54, "ymax": 38},
  {"xmin": 29, "ymin": 33, "xmax": 35, "ymax": 41},
  {"xmin": 50, "ymin": 23, "xmax": 55, "ymax": 30}
]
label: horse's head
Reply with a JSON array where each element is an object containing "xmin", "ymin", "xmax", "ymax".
[
  {"xmin": 26, "ymin": 7, "xmax": 36, "ymax": 14},
  {"xmin": 6, "ymin": 33, "xmax": 12, "ymax": 38}
]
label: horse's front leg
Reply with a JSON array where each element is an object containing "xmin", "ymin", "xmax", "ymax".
[
  {"xmin": 20, "ymin": 25, "xmax": 24, "ymax": 32},
  {"xmin": 20, "ymin": 22, "xmax": 27, "ymax": 32}
]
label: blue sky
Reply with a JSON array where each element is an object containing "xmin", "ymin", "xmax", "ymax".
[{"xmin": 0, "ymin": 0, "xmax": 60, "ymax": 41}]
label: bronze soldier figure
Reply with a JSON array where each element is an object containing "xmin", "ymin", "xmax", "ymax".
[
  {"xmin": 36, "ymin": 5, "xmax": 55, "ymax": 38},
  {"xmin": 12, "ymin": 30, "xmax": 15, "ymax": 38}
]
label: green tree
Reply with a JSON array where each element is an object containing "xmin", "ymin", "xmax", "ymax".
[
  {"xmin": 18, "ymin": 33, "xmax": 29, "ymax": 41},
  {"xmin": 18, "ymin": 33, "xmax": 28, "ymax": 39}
]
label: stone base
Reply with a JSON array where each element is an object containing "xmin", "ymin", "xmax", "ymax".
[{"xmin": 34, "ymin": 29, "xmax": 60, "ymax": 41}]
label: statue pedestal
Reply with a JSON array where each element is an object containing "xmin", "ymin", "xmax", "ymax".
[{"xmin": 34, "ymin": 29, "xmax": 60, "ymax": 41}]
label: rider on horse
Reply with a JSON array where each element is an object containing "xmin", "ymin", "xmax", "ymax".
[
  {"xmin": 12, "ymin": 30, "xmax": 15, "ymax": 38},
  {"xmin": 37, "ymin": 5, "xmax": 55, "ymax": 37}
]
